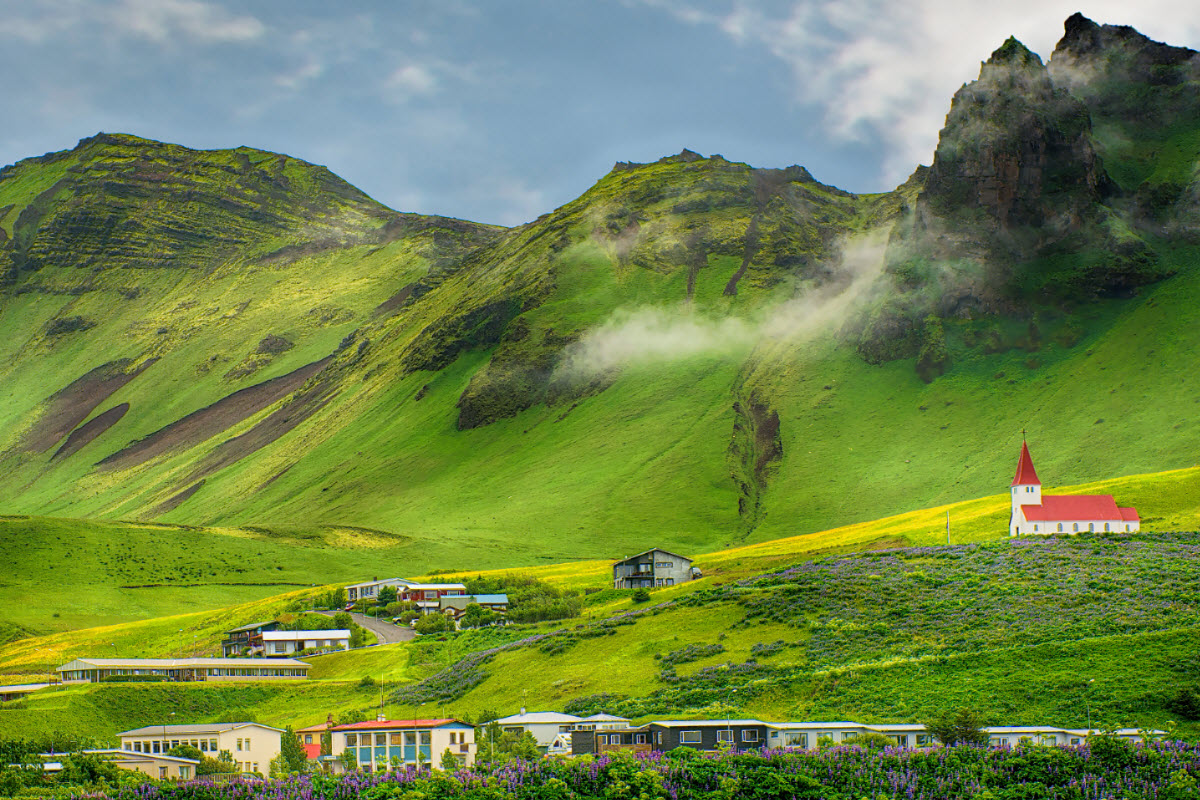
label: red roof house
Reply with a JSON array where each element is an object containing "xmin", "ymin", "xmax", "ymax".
[{"xmin": 1008, "ymin": 442, "xmax": 1139, "ymax": 535}]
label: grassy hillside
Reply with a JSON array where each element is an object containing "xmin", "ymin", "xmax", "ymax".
[{"xmin": 1, "ymin": 526, "xmax": 1196, "ymax": 741}]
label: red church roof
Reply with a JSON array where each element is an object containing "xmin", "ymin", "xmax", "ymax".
[
  {"xmin": 1011, "ymin": 441, "xmax": 1041, "ymax": 486},
  {"xmin": 1021, "ymin": 495, "xmax": 1126, "ymax": 522}
]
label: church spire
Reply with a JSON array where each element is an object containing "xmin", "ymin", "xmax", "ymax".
[{"xmin": 1011, "ymin": 440, "xmax": 1041, "ymax": 487}]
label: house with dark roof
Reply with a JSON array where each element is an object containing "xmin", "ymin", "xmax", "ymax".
[
  {"xmin": 612, "ymin": 549, "xmax": 699, "ymax": 589},
  {"xmin": 220, "ymin": 620, "xmax": 279, "ymax": 656},
  {"xmin": 1009, "ymin": 441, "xmax": 1140, "ymax": 536}
]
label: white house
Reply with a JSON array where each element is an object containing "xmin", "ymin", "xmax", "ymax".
[
  {"xmin": 117, "ymin": 722, "xmax": 282, "ymax": 775},
  {"xmin": 1009, "ymin": 441, "xmax": 1140, "ymax": 536},
  {"xmin": 261, "ymin": 630, "xmax": 350, "ymax": 656},
  {"xmin": 345, "ymin": 578, "xmax": 419, "ymax": 604},
  {"xmin": 57, "ymin": 657, "xmax": 309, "ymax": 683},
  {"xmin": 40, "ymin": 750, "xmax": 200, "ymax": 781},
  {"xmin": 494, "ymin": 711, "xmax": 582, "ymax": 751}
]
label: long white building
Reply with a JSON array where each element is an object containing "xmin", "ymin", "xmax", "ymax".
[{"xmin": 57, "ymin": 657, "xmax": 310, "ymax": 683}]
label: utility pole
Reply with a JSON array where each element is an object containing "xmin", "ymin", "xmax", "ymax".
[{"xmin": 946, "ymin": 511, "xmax": 951, "ymax": 546}]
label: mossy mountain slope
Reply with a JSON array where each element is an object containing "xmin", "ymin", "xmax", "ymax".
[{"xmin": 1, "ymin": 16, "xmax": 1199, "ymax": 568}]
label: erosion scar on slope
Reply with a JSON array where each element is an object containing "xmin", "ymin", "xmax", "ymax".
[
  {"xmin": 96, "ymin": 356, "xmax": 332, "ymax": 472},
  {"xmin": 52, "ymin": 403, "xmax": 130, "ymax": 461},
  {"xmin": 19, "ymin": 359, "xmax": 156, "ymax": 454}
]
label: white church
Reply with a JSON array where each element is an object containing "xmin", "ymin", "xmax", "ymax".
[{"xmin": 1009, "ymin": 441, "xmax": 1140, "ymax": 536}]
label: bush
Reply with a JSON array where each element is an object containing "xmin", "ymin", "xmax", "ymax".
[
  {"xmin": 415, "ymin": 613, "xmax": 453, "ymax": 635},
  {"xmin": 632, "ymin": 589, "xmax": 651, "ymax": 603}
]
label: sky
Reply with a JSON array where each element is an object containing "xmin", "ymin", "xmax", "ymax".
[{"xmin": 2, "ymin": 1, "xmax": 1198, "ymax": 227}]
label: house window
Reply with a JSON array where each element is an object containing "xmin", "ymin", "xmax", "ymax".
[
  {"xmin": 179, "ymin": 766, "xmax": 191, "ymax": 780},
  {"xmin": 597, "ymin": 735, "xmax": 608, "ymax": 745},
  {"xmin": 153, "ymin": 741, "xmax": 161, "ymax": 754},
  {"xmin": 741, "ymin": 730, "xmax": 759, "ymax": 743},
  {"xmin": 209, "ymin": 740, "xmax": 217, "ymax": 751},
  {"xmin": 236, "ymin": 739, "xmax": 243, "ymax": 751},
  {"xmin": 390, "ymin": 733, "xmax": 403, "ymax": 745},
  {"xmin": 717, "ymin": 730, "xmax": 733, "ymax": 743},
  {"xmin": 345, "ymin": 734, "xmax": 357, "ymax": 747},
  {"xmin": 635, "ymin": 734, "xmax": 647, "ymax": 744},
  {"xmin": 842, "ymin": 732, "xmax": 858, "ymax": 742},
  {"xmin": 252, "ymin": 763, "xmax": 258, "ymax": 774},
  {"xmin": 892, "ymin": 734, "xmax": 907, "ymax": 746},
  {"xmin": 1126, "ymin": 525, "xmax": 1131, "ymax": 532},
  {"xmin": 376, "ymin": 734, "xmax": 387, "ymax": 746},
  {"xmin": 656, "ymin": 732, "xmax": 663, "ymax": 744},
  {"xmin": 784, "ymin": 733, "xmax": 807, "ymax": 748},
  {"xmin": 1070, "ymin": 738, "xmax": 1081, "ymax": 745},
  {"xmin": 1034, "ymin": 525, "xmax": 1039, "ymax": 532},
  {"xmin": 680, "ymin": 731, "xmax": 701, "ymax": 744},
  {"xmin": 159, "ymin": 767, "xmax": 168, "ymax": 779},
  {"xmin": 304, "ymin": 735, "xmax": 313, "ymax": 744},
  {"xmin": 916, "ymin": 735, "xmax": 934, "ymax": 746}
]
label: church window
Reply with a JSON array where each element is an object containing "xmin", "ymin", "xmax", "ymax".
[
  {"xmin": 1088, "ymin": 523, "xmax": 1095, "ymax": 532},
  {"xmin": 1104, "ymin": 523, "xmax": 1109, "ymax": 532},
  {"xmin": 1057, "ymin": 524, "xmax": 1063, "ymax": 532},
  {"xmin": 1073, "ymin": 523, "xmax": 1079, "ymax": 532}
]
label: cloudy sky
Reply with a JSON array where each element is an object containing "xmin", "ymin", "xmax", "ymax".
[{"xmin": 2, "ymin": 1, "xmax": 1197, "ymax": 226}]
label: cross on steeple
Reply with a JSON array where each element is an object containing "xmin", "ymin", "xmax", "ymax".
[{"xmin": 1022, "ymin": 428, "xmax": 1026, "ymax": 442}]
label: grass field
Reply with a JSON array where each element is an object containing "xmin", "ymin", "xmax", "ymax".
[{"xmin": 2, "ymin": 471, "xmax": 1197, "ymax": 743}]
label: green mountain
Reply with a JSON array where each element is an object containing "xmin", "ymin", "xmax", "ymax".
[{"xmin": 1, "ymin": 16, "xmax": 1198, "ymax": 574}]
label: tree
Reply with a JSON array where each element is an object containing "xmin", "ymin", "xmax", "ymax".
[
  {"xmin": 57, "ymin": 753, "xmax": 123, "ymax": 786},
  {"xmin": 924, "ymin": 708, "xmax": 989, "ymax": 746},
  {"xmin": 280, "ymin": 725, "xmax": 309, "ymax": 774},
  {"xmin": 268, "ymin": 753, "xmax": 288, "ymax": 778},
  {"xmin": 377, "ymin": 586, "xmax": 398, "ymax": 605},
  {"xmin": 632, "ymin": 589, "xmax": 651, "ymax": 603},
  {"xmin": 415, "ymin": 613, "xmax": 453, "ymax": 635},
  {"xmin": 506, "ymin": 731, "xmax": 541, "ymax": 760},
  {"xmin": 167, "ymin": 745, "xmax": 202, "ymax": 761},
  {"xmin": 461, "ymin": 604, "xmax": 497, "ymax": 629},
  {"xmin": 333, "ymin": 612, "xmax": 354, "ymax": 630},
  {"xmin": 440, "ymin": 748, "xmax": 460, "ymax": 772},
  {"xmin": 196, "ymin": 750, "xmax": 237, "ymax": 776}
]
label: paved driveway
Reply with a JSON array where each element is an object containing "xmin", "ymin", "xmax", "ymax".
[{"xmin": 318, "ymin": 611, "xmax": 414, "ymax": 645}]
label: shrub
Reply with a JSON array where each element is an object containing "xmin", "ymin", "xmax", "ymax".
[
  {"xmin": 415, "ymin": 613, "xmax": 453, "ymax": 635},
  {"xmin": 632, "ymin": 589, "xmax": 651, "ymax": 603}
]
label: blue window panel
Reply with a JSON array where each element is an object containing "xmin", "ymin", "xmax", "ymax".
[{"xmin": 404, "ymin": 745, "xmax": 415, "ymax": 761}]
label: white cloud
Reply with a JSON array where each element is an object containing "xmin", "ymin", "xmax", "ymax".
[
  {"xmin": 110, "ymin": 0, "xmax": 264, "ymax": 44},
  {"xmin": 641, "ymin": 0, "xmax": 1200, "ymax": 187},
  {"xmin": 0, "ymin": 0, "xmax": 264, "ymax": 46},
  {"xmin": 387, "ymin": 64, "xmax": 439, "ymax": 95}
]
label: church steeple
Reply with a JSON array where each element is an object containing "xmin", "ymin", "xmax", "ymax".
[{"xmin": 1011, "ymin": 440, "xmax": 1041, "ymax": 487}]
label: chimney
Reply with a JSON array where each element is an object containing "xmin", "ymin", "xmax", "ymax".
[
  {"xmin": 377, "ymin": 712, "xmax": 387, "ymax": 723},
  {"xmin": 520, "ymin": 707, "xmax": 526, "ymax": 715},
  {"xmin": 326, "ymin": 713, "xmax": 334, "ymax": 730}
]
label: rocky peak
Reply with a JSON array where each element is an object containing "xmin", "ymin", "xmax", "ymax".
[{"xmin": 920, "ymin": 34, "xmax": 1107, "ymax": 230}]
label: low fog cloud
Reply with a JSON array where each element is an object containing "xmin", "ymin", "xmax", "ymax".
[{"xmin": 556, "ymin": 228, "xmax": 889, "ymax": 379}]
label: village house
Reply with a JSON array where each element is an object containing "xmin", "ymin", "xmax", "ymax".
[
  {"xmin": 494, "ymin": 710, "xmax": 582, "ymax": 751},
  {"xmin": 261, "ymin": 629, "xmax": 350, "ymax": 656},
  {"xmin": 1009, "ymin": 441, "xmax": 1140, "ymax": 536},
  {"xmin": 220, "ymin": 621, "xmax": 280, "ymax": 656},
  {"xmin": 438, "ymin": 594, "xmax": 509, "ymax": 624},
  {"xmin": 40, "ymin": 750, "xmax": 200, "ymax": 781},
  {"xmin": 57, "ymin": 657, "xmax": 310, "ymax": 683},
  {"xmin": 295, "ymin": 720, "xmax": 331, "ymax": 761},
  {"xmin": 116, "ymin": 722, "xmax": 282, "ymax": 774},
  {"xmin": 329, "ymin": 717, "xmax": 476, "ymax": 771},
  {"xmin": 345, "ymin": 578, "xmax": 418, "ymax": 604},
  {"xmin": 569, "ymin": 719, "xmax": 1161, "ymax": 755},
  {"xmin": 612, "ymin": 549, "xmax": 699, "ymax": 589},
  {"xmin": 399, "ymin": 583, "xmax": 468, "ymax": 614},
  {"xmin": 0, "ymin": 682, "xmax": 52, "ymax": 702}
]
